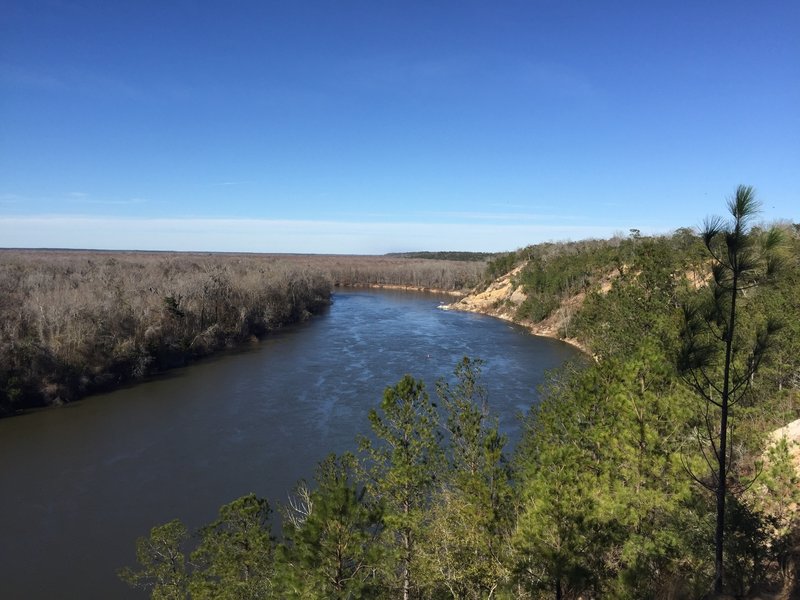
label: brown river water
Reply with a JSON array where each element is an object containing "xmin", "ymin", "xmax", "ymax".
[{"xmin": 0, "ymin": 289, "xmax": 579, "ymax": 598}]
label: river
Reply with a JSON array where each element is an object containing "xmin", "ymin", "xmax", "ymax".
[{"xmin": 0, "ymin": 289, "xmax": 580, "ymax": 598}]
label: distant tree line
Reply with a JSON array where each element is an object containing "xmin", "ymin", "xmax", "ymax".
[
  {"xmin": 385, "ymin": 251, "xmax": 497, "ymax": 262},
  {"xmin": 320, "ymin": 255, "xmax": 486, "ymax": 291}
]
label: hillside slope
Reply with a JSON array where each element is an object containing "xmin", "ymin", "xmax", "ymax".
[
  {"xmin": 443, "ymin": 263, "xmax": 594, "ymax": 354},
  {"xmin": 448, "ymin": 228, "xmax": 800, "ymax": 473}
]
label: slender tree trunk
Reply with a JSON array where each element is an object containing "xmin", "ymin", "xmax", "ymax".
[
  {"xmin": 714, "ymin": 269, "xmax": 738, "ymax": 594},
  {"xmin": 403, "ymin": 447, "xmax": 411, "ymax": 600},
  {"xmin": 714, "ymin": 407, "xmax": 727, "ymax": 594},
  {"xmin": 555, "ymin": 576, "xmax": 562, "ymax": 600},
  {"xmin": 402, "ymin": 523, "xmax": 411, "ymax": 600},
  {"xmin": 403, "ymin": 558, "xmax": 410, "ymax": 600}
]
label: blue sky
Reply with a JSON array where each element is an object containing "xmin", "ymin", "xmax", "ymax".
[{"xmin": 1, "ymin": 1, "xmax": 797, "ymax": 253}]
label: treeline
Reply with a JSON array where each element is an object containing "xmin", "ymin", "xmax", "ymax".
[
  {"xmin": 122, "ymin": 196, "xmax": 799, "ymax": 597},
  {"xmin": 198, "ymin": 253, "xmax": 487, "ymax": 291},
  {"xmin": 0, "ymin": 251, "xmax": 485, "ymax": 416},
  {"xmin": 385, "ymin": 250, "xmax": 497, "ymax": 262},
  {"xmin": 316, "ymin": 254, "xmax": 486, "ymax": 291}
]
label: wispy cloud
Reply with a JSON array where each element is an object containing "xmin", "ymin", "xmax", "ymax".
[
  {"xmin": 515, "ymin": 60, "xmax": 596, "ymax": 99},
  {"xmin": 326, "ymin": 209, "xmax": 584, "ymax": 223},
  {"xmin": 1, "ymin": 62, "xmax": 150, "ymax": 102},
  {"xmin": 342, "ymin": 55, "xmax": 473, "ymax": 92},
  {"xmin": 0, "ymin": 215, "xmax": 640, "ymax": 254},
  {"xmin": 67, "ymin": 195, "xmax": 148, "ymax": 205},
  {"xmin": 0, "ymin": 63, "xmax": 66, "ymax": 92},
  {"xmin": 339, "ymin": 53, "xmax": 597, "ymax": 103},
  {"xmin": 424, "ymin": 211, "xmax": 583, "ymax": 222},
  {"xmin": 487, "ymin": 202, "xmax": 541, "ymax": 210}
]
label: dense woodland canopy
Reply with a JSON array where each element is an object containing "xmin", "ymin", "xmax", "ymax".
[
  {"xmin": 0, "ymin": 252, "xmax": 484, "ymax": 415},
  {"xmin": 116, "ymin": 197, "xmax": 799, "ymax": 598}
]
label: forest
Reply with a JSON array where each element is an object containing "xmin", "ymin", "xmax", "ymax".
[
  {"xmin": 118, "ymin": 190, "xmax": 800, "ymax": 598},
  {"xmin": 0, "ymin": 252, "xmax": 485, "ymax": 415}
]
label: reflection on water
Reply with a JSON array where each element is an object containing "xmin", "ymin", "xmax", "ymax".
[{"xmin": 0, "ymin": 289, "xmax": 579, "ymax": 598}]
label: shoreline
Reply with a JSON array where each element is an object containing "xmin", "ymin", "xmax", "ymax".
[
  {"xmin": 437, "ymin": 264, "xmax": 593, "ymax": 357},
  {"xmin": 440, "ymin": 300, "xmax": 592, "ymax": 357},
  {"xmin": 337, "ymin": 282, "xmax": 466, "ymax": 296}
]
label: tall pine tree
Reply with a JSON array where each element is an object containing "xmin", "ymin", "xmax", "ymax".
[
  {"xmin": 359, "ymin": 374, "xmax": 443, "ymax": 599},
  {"xmin": 679, "ymin": 185, "xmax": 783, "ymax": 593},
  {"xmin": 421, "ymin": 357, "xmax": 513, "ymax": 598}
]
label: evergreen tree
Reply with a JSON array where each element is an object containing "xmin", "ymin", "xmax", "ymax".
[
  {"xmin": 277, "ymin": 453, "xmax": 381, "ymax": 599},
  {"xmin": 512, "ymin": 365, "xmax": 604, "ymax": 599},
  {"xmin": 513, "ymin": 347, "xmax": 708, "ymax": 598},
  {"xmin": 188, "ymin": 494, "xmax": 274, "ymax": 599},
  {"xmin": 421, "ymin": 357, "xmax": 513, "ymax": 598},
  {"xmin": 590, "ymin": 348, "xmax": 703, "ymax": 597},
  {"xmin": 755, "ymin": 435, "xmax": 800, "ymax": 588},
  {"xmin": 118, "ymin": 519, "xmax": 190, "ymax": 600},
  {"xmin": 678, "ymin": 185, "xmax": 783, "ymax": 593},
  {"xmin": 359, "ymin": 374, "xmax": 444, "ymax": 599}
]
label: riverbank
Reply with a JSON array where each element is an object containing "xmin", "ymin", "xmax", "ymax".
[
  {"xmin": 440, "ymin": 266, "xmax": 592, "ymax": 356},
  {"xmin": 341, "ymin": 282, "xmax": 466, "ymax": 296}
]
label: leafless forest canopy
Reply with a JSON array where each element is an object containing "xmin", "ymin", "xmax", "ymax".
[{"xmin": 0, "ymin": 250, "xmax": 487, "ymax": 414}]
